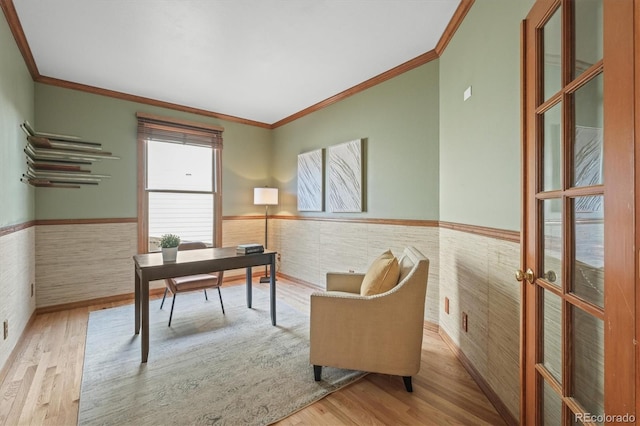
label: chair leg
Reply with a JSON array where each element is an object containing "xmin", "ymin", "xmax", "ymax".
[
  {"xmin": 217, "ymin": 287, "xmax": 225, "ymax": 314},
  {"xmin": 402, "ymin": 376, "xmax": 413, "ymax": 392},
  {"xmin": 168, "ymin": 294, "xmax": 177, "ymax": 327},
  {"xmin": 314, "ymin": 365, "xmax": 322, "ymax": 381},
  {"xmin": 204, "ymin": 289, "xmax": 208, "ymax": 301},
  {"xmin": 160, "ymin": 288, "xmax": 168, "ymax": 309}
]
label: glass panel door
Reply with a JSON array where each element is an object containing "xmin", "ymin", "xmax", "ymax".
[
  {"xmin": 537, "ymin": 1, "xmax": 605, "ymax": 422},
  {"xmin": 521, "ymin": 0, "xmax": 635, "ymax": 423}
]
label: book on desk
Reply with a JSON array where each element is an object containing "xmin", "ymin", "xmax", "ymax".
[{"xmin": 236, "ymin": 243, "xmax": 264, "ymax": 254}]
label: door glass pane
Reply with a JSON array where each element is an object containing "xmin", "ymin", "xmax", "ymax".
[
  {"xmin": 542, "ymin": 289, "xmax": 562, "ymax": 384},
  {"xmin": 572, "ymin": 196, "xmax": 604, "ymax": 307},
  {"xmin": 543, "ymin": 9, "xmax": 562, "ymax": 100},
  {"xmin": 542, "ymin": 379, "xmax": 562, "ymax": 426},
  {"xmin": 148, "ymin": 192, "xmax": 213, "ymax": 251},
  {"xmin": 574, "ymin": 0, "xmax": 603, "ymax": 79},
  {"xmin": 542, "ymin": 198, "xmax": 562, "ymax": 288},
  {"xmin": 572, "ymin": 306, "xmax": 605, "ymax": 425},
  {"xmin": 573, "ymin": 74, "xmax": 603, "ymax": 187},
  {"xmin": 543, "ymin": 103, "xmax": 563, "ymax": 191}
]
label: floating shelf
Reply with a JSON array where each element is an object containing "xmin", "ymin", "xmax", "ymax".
[{"xmin": 20, "ymin": 121, "xmax": 119, "ymax": 188}]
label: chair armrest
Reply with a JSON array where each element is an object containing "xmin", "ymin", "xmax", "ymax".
[{"xmin": 326, "ymin": 272, "xmax": 365, "ymax": 293}]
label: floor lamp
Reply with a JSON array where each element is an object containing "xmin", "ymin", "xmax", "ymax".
[{"xmin": 254, "ymin": 187, "xmax": 278, "ymax": 283}]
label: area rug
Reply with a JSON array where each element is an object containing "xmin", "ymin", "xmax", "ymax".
[{"xmin": 78, "ymin": 285, "xmax": 365, "ymax": 425}]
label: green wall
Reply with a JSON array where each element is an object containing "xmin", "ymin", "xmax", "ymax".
[
  {"xmin": 272, "ymin": 61, "xmax": 440, "ymax": 220},
  {"xmin": 33, "ymin": 84, "xmax": 272, "ymax": 219},
  {"xmin": 0, "ymin": 13, "xmax": 35, "ymax": 227},
  {"xmin": 6, "ymin": 0, "xmax": 535, "ymax": 230},
  {"xmin": 439, "ymin": 0, "xmax": 534, "ymax": 231}
]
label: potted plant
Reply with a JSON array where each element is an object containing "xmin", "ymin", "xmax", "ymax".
[{"xmin": 159, "ymin": 234, "xmax": 181, "ymax": 262}]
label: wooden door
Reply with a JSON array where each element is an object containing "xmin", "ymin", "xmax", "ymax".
[{"xmin": 521, "ymin": 0, "xmax": 636, "ymax": 424}]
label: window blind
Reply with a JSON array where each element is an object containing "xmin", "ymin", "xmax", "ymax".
[{"xmin": 136, "ymin": 112, "xmax": 223, "ymax": 148}]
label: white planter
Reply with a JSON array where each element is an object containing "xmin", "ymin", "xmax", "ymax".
[{"xmin": 162, "ymin": 246, "xmax": 178, "ymax": 263}]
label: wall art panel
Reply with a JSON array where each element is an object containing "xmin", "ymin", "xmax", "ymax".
[
  {"xmin": 327, "ymin": 139, "xmax": 363, "ymax": 212},
  {"xmin": 297, "ymin": 149, "xmax": 324, "ymax": 211}
]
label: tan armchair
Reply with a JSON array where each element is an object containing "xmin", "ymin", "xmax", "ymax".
[
  {"xmin": 310, "ymin": 246, "xmax": 429, "ymax": 392},
  {"xmin": 160, "ymin": 242, "xmax": 225, "ymax": 326}
]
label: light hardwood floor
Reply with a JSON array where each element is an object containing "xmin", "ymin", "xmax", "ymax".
[{"xmin": 0, "ymin": 278, "xmax": 506, "ymax": 425}]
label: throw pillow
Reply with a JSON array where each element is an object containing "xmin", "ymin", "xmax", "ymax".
[{"xmin": 360, "ymin": 250, "xmax": 400, "ymax": 296}]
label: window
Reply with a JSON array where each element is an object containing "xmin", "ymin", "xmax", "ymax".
[{"xmin": 136, "ymin": 113, "xmax": 223, "ymax": 253}]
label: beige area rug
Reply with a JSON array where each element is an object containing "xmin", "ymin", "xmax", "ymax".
[{"xmin": 78, "ymin": 285, "xmax": 365, "ymax": 425}]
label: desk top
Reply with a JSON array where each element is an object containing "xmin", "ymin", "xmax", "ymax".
[{"xmin": 133, "ymin": 247, "xmax": 276, "ymax": 281}]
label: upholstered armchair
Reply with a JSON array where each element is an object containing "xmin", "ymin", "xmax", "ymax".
[{"xmin": 310, "ymin": 246, "xmax": 429, "ymax": 392}]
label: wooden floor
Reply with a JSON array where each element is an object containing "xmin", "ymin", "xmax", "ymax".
[{"xmin": 0, "ymin": 278, "xmax": 506, "ymax": 426}]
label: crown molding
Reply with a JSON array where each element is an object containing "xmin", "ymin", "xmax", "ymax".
[
  {"xmin": 37, "ymin": 75, "xmax": 271, "ymax": 129},
  {"xmin": 0, "ymin": 0, "xmax": 38, "ymax": 78},
  {"xmin": 271, "ymin": 49, "xmax": 439, "ymax": 128},
  {"xmin": 2, "ymin": 0, "xmax": 475, "ymax": 129},
  {"xmin": 272, "ymin": 0, "xmax": 474, "ymax": 128},
  {"xmin": 435, "ymin": 0, "xmax": 475, "ymax": 56}
]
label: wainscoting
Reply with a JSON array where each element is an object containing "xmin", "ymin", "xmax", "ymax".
[
  {"xmin": 35, "ymin": 222, "xmax": 138, "ymax": 308},
  {"xmin": 0, "ymin": 226, "xmax": 35, "ymax": 370},
  {"xmin": 269, "ymin": 217, "xmax": 440, "ymax": 324},
  {"xmin": 439, "ymin": 227, "xmax": 521, "ymax": 421},
  {"xmin": 2, "ymin": 216, "xmax": 521, "ymax": 424},
  {"xmin": 34, "ymin": 218, "xmax": 267, "ymax": 309},
  {"xmin": 270, "ymin": 217, "xmax": 521, "ymax": 423}
]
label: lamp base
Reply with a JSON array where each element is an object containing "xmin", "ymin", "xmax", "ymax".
[{"xmin": 260, "ymin": 276, "xmax": 274, "ymax": 283}]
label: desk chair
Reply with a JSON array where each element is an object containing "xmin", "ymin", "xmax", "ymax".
[{"xmin": 160, "ymin": 242, "xmax": 225, "ymax": 326}]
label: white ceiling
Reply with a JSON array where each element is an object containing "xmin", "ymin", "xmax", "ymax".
[{"xmin": 13, "ymin": 0, "xmax": 460, "ymax": 125}]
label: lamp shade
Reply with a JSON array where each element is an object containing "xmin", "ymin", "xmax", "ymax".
[{"xmin": 254, "ymin": 187, "xmax": 279, "ymax": 205}]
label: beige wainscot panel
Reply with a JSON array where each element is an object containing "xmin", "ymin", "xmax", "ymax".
[
  {"xmin": 272, "ymin": 217, "xmax": 440, "ymax": 324},
  {"xmin": 487, "ymin": 238, "xmax": 521, "ymax": 419},
  {"xmin": 439, "ymin": 227, "xmax": 520, "ymax": 420},
  {"xmin": 35, "ymin": 223, "xmax": 138, "ymax": 308},
  {"xmin": 365, "ymin": 223, "xmax": 439, "ymax": 323},
  {"xmin": 274, "ymin": 218, "xmax": 323, "ymax": 285},
  {"xmin": 221, "ymin": 218, "xmax": 265, "ymax": 280},
  {"xmin": 0, "ymin": 227, "xmax": 36, "ymax": 369}
]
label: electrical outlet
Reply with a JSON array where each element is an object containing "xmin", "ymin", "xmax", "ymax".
[
  {"xmin": 462, "ymin": 312, "xmax": 468, "ymax": 332},
  {"xmin": 444, "ymin": 297, "xmax": 450, "ymax": 314},
  {"xmin": 3, "ymin": 320, "xmax": 8, "ymax": 340}
]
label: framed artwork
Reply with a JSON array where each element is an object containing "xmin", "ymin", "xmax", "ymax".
[
  {"xmin": 297, "ymin": 149, "xmax": 324, "ymax": 211},
  {"xmin": 327, "ymin": 139, "xmax": 363, "ymax": 212}
]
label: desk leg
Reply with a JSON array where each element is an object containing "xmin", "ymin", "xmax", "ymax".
[
  {"xmin": 246, "ymin": 267, "xmax": 252, "ymax": 308},
  {"xmin": 141, "ymin": 278, "xmax": 149, "ymax": 363},
  {"xmin": 270, "ymin": 255, "xmax": 276, "ymax": 326},
  {"xmin": 134, "ymin": 269, "xmax": 141, "ymax": 334}
]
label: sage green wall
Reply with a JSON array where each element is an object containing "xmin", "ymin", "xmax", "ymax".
[
  {"xmin": 439, "ymin": 0, "xmax": 534, "ymax": 231},
  {"xmin": 34, "ymin": 84, "xmax": 272, "ymax": 219},
  {"xmin": 1, "ymin": 13, "xmax": 35, "ymax": 227},
  {"xmin": 272, "ymin": 61, "xmax": 440, "ymax": 220}
]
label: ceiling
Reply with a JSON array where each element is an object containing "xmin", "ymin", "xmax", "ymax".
[{"xmin": 11, "ymin": 0, "xmax": 462, "ymax": 126}]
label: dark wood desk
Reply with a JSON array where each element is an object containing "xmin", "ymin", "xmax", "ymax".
[{"xmin": 133, "ymin": 247, "xmax": 277, "ymax": 363}]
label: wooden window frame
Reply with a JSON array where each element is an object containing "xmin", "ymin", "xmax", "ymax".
[{"xmin": 136, "ymin": 112, "xmax": 223, "ymax": 253}]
